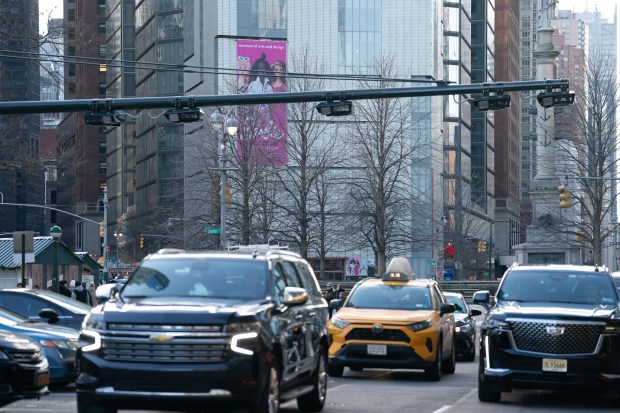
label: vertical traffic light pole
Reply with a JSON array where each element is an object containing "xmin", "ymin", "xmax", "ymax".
[{"xmin": 102, "ymin": 186, "xmax": 109, "ymax": 283}]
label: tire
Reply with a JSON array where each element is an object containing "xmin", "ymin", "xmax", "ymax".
[
  {"xmin": 297, "ymin": 348, "xmax": 328, "ymax": 412},
  {"xmin": 250, "ymin": 358, "xmax": 281, "ymax": 413},
  {"xmin": 327, "ymin": 362, "xmax": 344, "ymax": 378},
  {"xmin": 76, "ymin": 396, "xmax": 117, "ymax": 413},
  {"xmin": 463, "ymin": 343, "xmax": 476, "ymax": 362},
  {"xmin": 424, "ymin": 341, "xmax": 442, "ymax": 381},
  {"xmin": 478, "ymin": 358, "xmax": 501, "ymax": 402},
  {"xmin": 442, "ymin": 338, "xmax": 456, "ymax": 374},
  {"xmin": 478, "ymin": 375, "xmax": 501, "ymax": 402}
]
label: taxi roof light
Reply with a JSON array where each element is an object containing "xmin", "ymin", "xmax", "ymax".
[{"xmin": 382, "ymin": 272, "xmax": 413, "ymax": 281}]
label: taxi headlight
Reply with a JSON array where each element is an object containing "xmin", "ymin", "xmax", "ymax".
[
  {"xmin": 407, "ymin": 318, "xmax": 433, "ymax": 332},
  {"xmin": 330, "ymin": 316, "xmax": 350, "ymax": 330}
]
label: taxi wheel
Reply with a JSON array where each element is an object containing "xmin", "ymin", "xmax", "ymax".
[
  {"xmin": 327, "ymin": 363, "xmax": 344, "ymax": 377},
  {"xmin": 424, "ymin": 342, "xmax": 442, "ymax": 381},
  {"xmin": 442, "ymin": 339, "xmax": 456, "ymax": 374}
]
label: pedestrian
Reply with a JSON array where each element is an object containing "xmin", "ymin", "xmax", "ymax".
[
  {"xmin": 59, "ymin": 280, "xmax": 72, "ymax": 297},
  {"xmin": 16, "ymin": 282, "xmax": 23, "ymax": 288},
  {"xmin": 324, "ymin": 283, "xmax": 338, "ymax": 317},
  {"xmin": 336, "ymin": 284, "xmax": 345, "ymax": 295},
  {"xmin": 72, "ymin": 281, "xmax": 94, "ymax": 306}
]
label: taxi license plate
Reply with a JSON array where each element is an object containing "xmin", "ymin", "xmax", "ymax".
[
  {"xmin": 542, "ymin": 358, "xmax": 567, "ymax": 373},
  {"xmin": 36, "ymin": 371, "xmax": 50, "ymax": 387},
  {"xmin": 367, "ymin": 344, "xmax": 387, "ymax": 356}
]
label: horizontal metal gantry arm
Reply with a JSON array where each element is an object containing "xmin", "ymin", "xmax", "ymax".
[{"xmin": 0, "ymin": 79, "xmax": 570, "ymax": 114}]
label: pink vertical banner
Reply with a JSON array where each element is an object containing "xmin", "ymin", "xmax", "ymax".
[{"xmin": 236, "ymin": 39, "xmax": 287, "ymax": 166}]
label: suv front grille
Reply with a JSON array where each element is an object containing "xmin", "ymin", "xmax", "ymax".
[
  {"xmin": 346, "ymin": 328, "xmax": 410, "ymax": 343},
  {"xmin": 101, "ymin": 324, "xmax": 229, "ymax": 363},
  {"xmin": 509, "ymin": 320, "xmax": 604, "ymax": 355}
]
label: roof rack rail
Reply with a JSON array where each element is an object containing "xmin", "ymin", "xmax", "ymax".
[{"xmin": 227, "ymin": 243, "xmax": 289, "ymax": 253}]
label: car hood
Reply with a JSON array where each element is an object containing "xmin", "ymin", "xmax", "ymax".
[
  {"xmin": 100, "ymin": 296, "xmax": 271, "ymax": 324},
  {"xmin": 0, "ymin": 330, "xmax": 40, "ymax": 351},
  {"xmin": 452, "ymin": 312, "xmax": 470, "ymax": 323},
  {"xmin": 334, "ymin": 308, "xmax": 437, "ymax": 324},
  {"xmin": 493, "ymin": 301, "xmax": 617, "ymax": 319},
  {"xmin": 0, "ymin": 322, "xmax": 79, "ymax": 342}
]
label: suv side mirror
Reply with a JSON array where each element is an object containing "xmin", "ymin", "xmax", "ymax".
[
  {"xmin": 284, "ymin": 287, "xmax": 308, "ymax": 306},
  {"xmin": 95, "ymin": 284, "xmax": 119, "ymax": 304},
  {"xmin": 470, "ymin": 308, "xmax": 483, "ymax": 317},
  {"xmin": 473, "ymin": 290, "xmax": 490, "ymax": 304},
  {"xmin": 39, "ymin": 308, "xmax": 59, "ymax": 324}
]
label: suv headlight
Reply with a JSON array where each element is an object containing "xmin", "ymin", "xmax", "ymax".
[
  {"xmin": 407, "ymin": 318, "xmax": 433, "ymax": 332},
  {"xmin": 330, "ymin": 316, "xmax": 350, "ymax": 330},
  {"xmin": 40, "ymin": 340, "xmax": 80, "ymax": 350},
  {"xmin": 228, "ymin": 321, "xmax": 260, "ymax": 356},
  {"xmin": 80, "ymin": 312, "xmax": 104, "ymax": 352}
]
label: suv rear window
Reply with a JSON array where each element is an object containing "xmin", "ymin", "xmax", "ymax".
[{"xmin": 121, "ymin": 258, "xmax": 268, "ymax": 299}]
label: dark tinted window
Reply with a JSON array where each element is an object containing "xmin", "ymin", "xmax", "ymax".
[
  {"xmin": 122, "ymin": 258, "xmax": 268, "ymax": 299},
  {"xmin": 280, "ymin": 261, "xmax": 302, "ymax": 287},
  {"xmin": 498, "ymin": 270, "xmax": 617, "ymax": 305},
  {"xmin": 296, "ymin": 261, "xmax": 322, "ymax": 300}
]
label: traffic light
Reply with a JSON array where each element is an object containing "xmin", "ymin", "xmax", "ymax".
[
  {"xmin": 99, "ymin": 221, "xmax": 104, "ymax": 237},
  {"xmin": 576, "ymin": 231, "xmax": 584, "ymax": 243},
  {"xmin": 558, "ymin": 185, "xmax": 571, "ymax": 208},
  {"xmin": 477, "ymin": 240, "xmax": 487, "ymax": 253},
  {"xmin": 140, "ymin": 237, "xmax": 144, "ymax": 249}
]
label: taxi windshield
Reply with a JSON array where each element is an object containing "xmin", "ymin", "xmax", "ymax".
[{"xmin": 345, "ymin": 284, "xmax": 431, "ymax": 310}]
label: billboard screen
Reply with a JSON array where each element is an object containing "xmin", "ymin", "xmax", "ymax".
[{"xmin": 236, "ymin": 39, "xmax": 287, "ymax": 166}]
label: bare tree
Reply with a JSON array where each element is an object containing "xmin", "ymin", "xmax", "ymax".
[
  {"xmin": 553, "ymin": 50, "xmax": 620, "ymax": 266},
  {"xmin": 268, "ymin": 48, "xmax": 343, "ymax": 259},
  {"xmin": 344, "ymin": 56, "xmax": 426, "ymax": 274}
]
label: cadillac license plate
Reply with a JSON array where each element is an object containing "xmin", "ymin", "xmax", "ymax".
[
  {"xmin": 367, "ymin": 344, "xmax": 387, "ymax": 356},
  {"xmin": 542, "ymin": 358, "xmax": 567, "ymax": 373}
]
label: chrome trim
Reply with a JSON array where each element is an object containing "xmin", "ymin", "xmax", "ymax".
[{"xmin": 94, "ymin": 386, "xmax": 232, "ymax": 397}]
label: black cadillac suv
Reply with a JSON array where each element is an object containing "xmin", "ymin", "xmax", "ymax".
[
  {"xmin": 75, "ymin": 247, "xmax": 329, "ymax": 413},
  {"xmin": 474, "ymin": 264, "xmax": 620, "ymax": 403}
]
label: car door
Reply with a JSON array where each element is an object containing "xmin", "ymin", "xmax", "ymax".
[
  {"xmin": 277, "ymin": 260, "xmax": 312, "ymax": 382},
  {"xmin": 295, "ymin": 260, "xmax": 328, "ymax": 366},
  {"xmin": 432, "ymin": 286, "xmax": 455, "ymax": 356}
]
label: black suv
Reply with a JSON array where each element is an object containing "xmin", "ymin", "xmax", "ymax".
[
  {"xmin": 75, "ymin": 248, "xmax": 329, "ymax": 413},
  {"xmin": 474, "ymin": 264, "xmax": 620, "ymax": 402}
]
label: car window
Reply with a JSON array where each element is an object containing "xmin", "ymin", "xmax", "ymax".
[
  {"xmin": 121, "ymin": 258, "xmax": 268, "ymax": 299},
  {"xmin": 280, "ymin": 261, "xmax": 302, "ymax": 288},
  {"xmin": 446, "ymin": 295, "xmax": 467, "ymax": 313},
  {"xmin": 295, "ymin": 262, "xmax": 322, "ymax": 300},
  {"xmin": 345, "ymin": 284, "xmax": 431, "ymax": 310},
  {"xmin": 0, "ymin": 294, "xmax": 61, "ymax": 318},
  {"xmin": 498, "ymin": 271, "xmax": 617, "ymax": 305},
  {"xmin": 272, "ymin": 263, "xmax": 287, "ymax": 305}
]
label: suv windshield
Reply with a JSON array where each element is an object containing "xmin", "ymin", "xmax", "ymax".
[
  {"xmin": 345, "ymin": 284, "xmax": 431, "ymax": 310},
  {"xmin": 121, "ymin": 258, "xmax": 268, "ymax": 299},
  {"xmin": 497, "ymin": 270, "xmax": 618, "ymax": 305}
]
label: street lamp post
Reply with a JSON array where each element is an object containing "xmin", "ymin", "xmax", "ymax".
[
  {"xmin": 209, "ymin": 109, "xmax": 238, "ymax": 250},
  {"xmin": 102, "ymin": 186, "xmax": 109, "ymax": 283},
  {"xmin": 50, "ymin": 225, "xmax": 62, "ymax": 293}
]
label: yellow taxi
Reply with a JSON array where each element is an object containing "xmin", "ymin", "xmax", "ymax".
[{"xmin": 327, "ymin": 257, "xmax": 456, "ymax": 380}]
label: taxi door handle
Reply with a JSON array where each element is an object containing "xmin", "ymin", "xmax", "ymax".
[{"xmin": 295, "ymin": 314, "xmax": 304, "ymax": 320}]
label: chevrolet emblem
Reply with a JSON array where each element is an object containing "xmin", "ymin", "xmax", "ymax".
[
  {"xmin": 149, "ymin": 334, "xmax": 173, "ymax": 343},
  {"xmin": 546, "ymin": 326, "xmax": 565, "ymax": 336}
]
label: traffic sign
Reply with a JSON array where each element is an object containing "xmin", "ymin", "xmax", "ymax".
[{"xmin": 206, "ymin": 227, "xmax": 221, "ymax": 235}]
